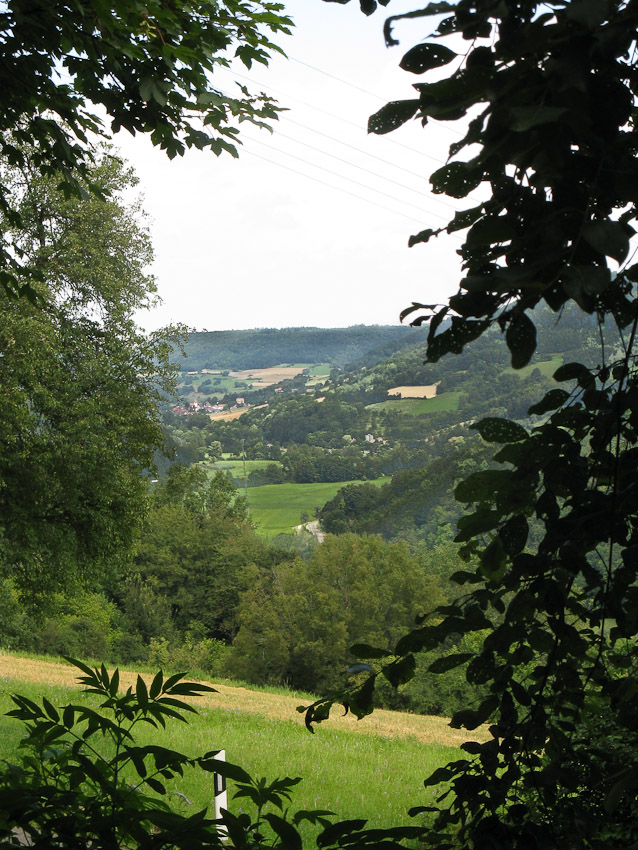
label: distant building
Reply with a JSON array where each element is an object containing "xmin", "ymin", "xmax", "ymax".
[
  {"xmin": 235, "ymin": 397, "xmax": 245, "ymax": 405},
  {"xmin": 364, "ymin": 434, "xmax": 376, "ymax": 443}
]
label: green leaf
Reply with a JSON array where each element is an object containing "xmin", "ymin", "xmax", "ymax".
[
  {"xmin": 382, "ymin": 654, "xmax": 416, "ymax": 687},
  {"xmin": 145, "ymin": 776, "xmax": 166, "ymax": 795},
  {"xmin": 149, "ymin": 670, "xmax": 163, "ymax": 700},
  {"xmin": 136, "ymin": 675, "xmax": 149, "ymax": 710},
  {"xmin": 200, "ymin": 756, "xmax": 252, "ymax": 784},
  {"xmin": 109, "ymin": 668, "xmax": 120, "ymax": 697},
  {"xmin": 505, "ymin": 312, "xmax": 536, "ymax": 369},
  {"xmin": 480, "ymin": 536, "xmax": 507, "ymax": 582},
  {"xmin": 42, "ymin": 697, "xmax": 60, "ymax": 722},
  {"xmin": 399, "ymin": 42, "xmax": 457, "ymax": 74},
  {"xmin": 510, "ymin": 105, "xmax": 568, "ymax": 131},
  {"xmin": 347, "ymin": 674, "xmax": 377, "ymax": 719},
  {"xmin": 499, "ymin": 515, "xmax": 529, "ymax": 556},
  {"xmin": 264, "ymin": 814, "xmax": 303, "ymax": 850},
  {"xmin": 350, "ymin": 643, "xmax": 393, "ymax": 659},
  {"xmin": 553, "ymin": 362, "xmax": 595, "ymax": 388},
  {"xmin": 471, "ymin": 418, "xmax": 528, "ymax": 443},
  {"xmin": 454, "ymin": 469, "xmax": 514, "ymax": 503},
  {"xmin": 368, "ymin": 100, "xmax": 420, "ymax": 134},
  {"xmin": 428, "ymin": 653, "xmax": 473, "ymax": 673},
  {"xmin": 582, "ymin": 219, "xmax": 631, "ymax": 264},
  {"xmin": 528, "ymin": 388, "xmax": 570, "ymax": 415},
  {"xmin": 318, "ymin": 819, "xmax": 368, "ymax": 846},
  {"xmin": 430, "ymin": 160, "xmax": 483, "ymax": 198},
  {"xmin": 455, "ymin": 508, "xmax": 502, "ymax": 542}
]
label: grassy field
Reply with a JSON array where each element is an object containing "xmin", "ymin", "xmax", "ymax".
[
  {"xmin": 0, "ymin": 654, "xmax": 470, "ymax": 838},
  {"xmin": 367, "ymin": 392, "xmax": 464, "ymax": 415},
  {"xmin": 245, "ymin": 478, "xmax": 390, "ymax": 536},
  {"xmin": 503, "ymin": 354, "xmax": 563, "ymax": 379},
  {"xmin": 210, "ymin": 459, "xmax": 282, "ymax": 474}
]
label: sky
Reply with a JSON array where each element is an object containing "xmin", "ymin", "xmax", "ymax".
[{"xmin": 115, "ymin": 0, "xmax": 468, "ymax": 333}]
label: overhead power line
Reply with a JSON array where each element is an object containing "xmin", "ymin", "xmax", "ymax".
[
  {"xmin": 245, "ymin": 133, "xmax": 450, "ymax": 222},
  {"xmin": 242, "ymin": 147, "xmax": 433, "ymax": 228}
]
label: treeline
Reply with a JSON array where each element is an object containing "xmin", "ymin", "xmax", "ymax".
[
  {"xmin": 1, "ymin": 465, "xmax": 485, "ymax": 718},
  {"xmin": 173, "ymin": 325, "xmax": 426, "ymax": 371}
]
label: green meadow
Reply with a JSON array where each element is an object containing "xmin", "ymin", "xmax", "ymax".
[
  {"xmin": 502, "ymin": 354, "xmax": 563, "ymax": 379},
  {"xmin": 367, "ymin": 392, "xmax": 464, "ymax": 415},
  {"xmin": 245, "ymin": 479, "xmax": 390, "ymax": 536},
  {"xmin": 0, "ymin": 663, "xmax": 460, "ymax": 841}
]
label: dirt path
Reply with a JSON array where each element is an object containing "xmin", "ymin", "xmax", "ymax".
[
  {"xmin": 295, "ymin": 519, "xmax": 325, "ymax": 543},
  {"xmin": 0, "ymin": 653, "xmax": 483, "ymax": 748}
]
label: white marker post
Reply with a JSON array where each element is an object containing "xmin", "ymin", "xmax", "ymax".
[{"xmin": 213, "ymin": 749, "xmax": 228, "ymax": 840}]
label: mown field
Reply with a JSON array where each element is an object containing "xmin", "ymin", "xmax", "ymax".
[
  {"xmin": 211, "ymin": 459, "xmax": 282, "ymax": 474},
  {"xmin": 245, "ymin": 479, "xmax": 390, "ymax": 536},
  {"xmin": 367, "ymin": 392, "xmax": 464, "ymax": 415},
  {"xmin": 0, "ymin": 654, "xmax": 470, "ymax": 839},
  {"xmin": 503, "ymin": 354, "xmax": 563, "ymax": 379}
]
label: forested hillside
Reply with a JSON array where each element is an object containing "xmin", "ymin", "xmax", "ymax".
[{"xmin": 172, "ymin": 325, "xmax": 427, "ymax": 370}]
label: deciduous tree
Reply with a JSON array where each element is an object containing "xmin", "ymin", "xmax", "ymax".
[
  {"xmin": 0, "ymin": 0, "xmax": 291, "ymax": 298},
  {"xmin": 309, "ymin": 1, "xmax": 638, "ymax": 845},
  {"xmin": 0, "ymin": 149, "xmax": 176, "ymax": 599}
]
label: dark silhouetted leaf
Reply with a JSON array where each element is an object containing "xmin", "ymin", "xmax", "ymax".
[
  {"xmin": 471, "ymin": 418, "xmax": 527, "ymax": 443},
  {"xmin": 400, "ymin": 42, "xmax": 456, "ymax": 74}
]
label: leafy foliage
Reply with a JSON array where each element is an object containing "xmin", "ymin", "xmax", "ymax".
[
  {"xmin": 0, "ymin": 0, "xmax": 291, "ymax": 299},
  {"xmin": 309, "ymin": 0, "xmax": 638, "ymax": 845},
  {"xmin": 0, "ymin": 149, "xmax": 177, "ymax": 598}
]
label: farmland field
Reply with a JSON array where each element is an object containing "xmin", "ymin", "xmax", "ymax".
[
  {"xmin": 228, "ymin": 364, "xmax": 312, "ymax": 385},
  {"xmin": 211, "ymin": 459, "xmax": 282, "ymax": 473},
  {"xmin": 0, "ymin": 654, "xmax": 472, "ymax": 837},
  {"xmin": 245, "ymin": 478, "xmax": 390, "ymax": 536},
  {"xmin": 503, "ymin": 354, "xmax": 563, "ymax": 379},
  {"xmin": 387, "ymin": 385, "xmax": 438, "ymax": 399},
  {"xmin": 367, "ymin": 393, "xmax": 464, "ymax": 415}
]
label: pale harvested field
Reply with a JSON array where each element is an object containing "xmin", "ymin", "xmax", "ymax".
[
  {"xmin": 388, "ymin": 385, "xmax": 438, "ymax": 399},
  {"xmin": 0, "ymin": 654, "xmax": 483, "ymax": 748},
  {"xmin": 228, "ymin": 366, "xmax": 306, "ymax": 386},
  {"xmin": 209, "ymin": 404, "xmax": 267, "ymax": 422}
]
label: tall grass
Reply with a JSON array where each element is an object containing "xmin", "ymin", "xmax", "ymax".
[{"xmin": 0, "ymin": 673, "xmax": 457, "ymax": 839}]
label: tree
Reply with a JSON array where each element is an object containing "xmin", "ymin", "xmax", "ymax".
[
  {"xmin": 0, "ymin": 0, "xmax": 291, "ymax": 299},
  {"xmin": 131, "ymin": 466, "xmax": 270, "ymax": 642},
  {"xmin": 306, "ymin": 1, "xmax": 638, "ymax": 846},
  {"xmin": 0, "ymin": 148, "xmax": 175, "ymax": 599},
  {"xmin": 233, "ymin": 534, "xmax": 444, "ymax": 692}
]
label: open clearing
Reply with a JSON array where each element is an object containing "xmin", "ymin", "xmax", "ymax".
[
  {"xmin": 368, "ymin": 393, "xmax": 464, "ymax": 415},
  {"xmin": 228, "ymin": 365, "xmax": 311, "ymax": 386},
  {"xmin": 209, "ymin": 404, "xmax": 267, "ymax": 422},
  {"xmin": 246, "ymin": 478, "xmax": 389, "ymax": 536},
  {"xmin": 0, "ymin": 654, "xmax": 482, "ymax": 834},
  {"xmin": 503, "ymin": 354, "xmax": 563, "ymax": 379},
  {"xmin": 387, "ymin": 385, "xmax": 438, "ymax": 399}
]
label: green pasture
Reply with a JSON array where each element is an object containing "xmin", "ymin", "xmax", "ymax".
[
  {"xmin": 246, "ymin": 478, "xmax": 389, "ymax": 536},
  {"xmin": 0, "ymin": 673, "xmax": 458, "ymax": 840},
  {"xmin": 502, "ymin": 354, "xmax": 563, "ymax": 379},
  {"xmin": 211, "ymin": 460, "xmax": 282, "ymax": 473},
  {"xmin": 367, "ymin": 392, "xmax": 464, "ymax": 416},
  {"xmin": 304, "ymin": 363, "xmax": 331, "ymax": 376}
]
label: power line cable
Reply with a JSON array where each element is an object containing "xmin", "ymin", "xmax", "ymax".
[
  {"xmin": 226, "ymin": 67, "xmax": 453, "ymax": 168},
  {"xmin": 288, "ymin": 55, "xmax": 465, "ymax": 138},
  {"xmin": 245, "ymin": 133, "xmax": 450, "ymax": 222},
  {"xmin": 267, "ymin": 125, "xmax": 463, "ymax": 214},
  {"xmin": 241, "ymin": 146, "xmax": 443, "ymax": 229},
  {"xmin": 218, "ymin": 82, "xmax": 464, "ymax": 216}
]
